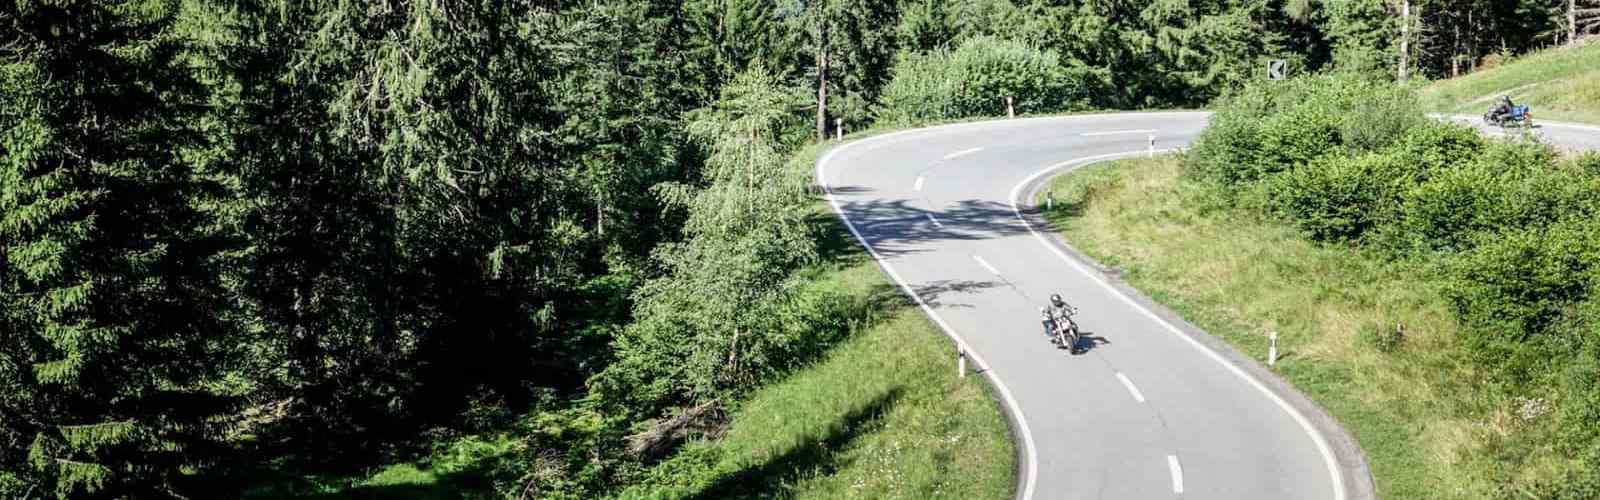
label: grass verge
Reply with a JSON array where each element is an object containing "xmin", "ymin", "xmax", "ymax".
[
  {"xmin": 1040, "ymin": 156, "xmax": 1500, "ymax": 499},
  {"xmin": 615, "ymin": 247, "xmax": 1014, "ymax": 499},
  {"xmin": 608, "ymin": 135, "xmax": 1016, "ymax": 500},
  {"xmin": 1420, "ymin": 41, "xmax": 1600, "ymax": 125}
]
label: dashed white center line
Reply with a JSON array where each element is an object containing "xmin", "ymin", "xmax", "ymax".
[
  {"xmin": 1115, "ymin": 372, "xmax": 1146, "ymax": 403},
  {"xmin": 972, "ymin": 255, "xmax": 1000, "ymax": 275},
  {"xmin": 943, "ymin": 147, "xmax": 984, "ymax": 160},
  {"xmin": 926, "ymin": 213, "xmax": 943, "ymax": 228},
  {"xmin": 1080, "ymin": 129, "xmax": 1156, "ymax": 137},
  {"xmin": 1168, "ymin": 455, "xmax": 1185, "ymax": 494},
  {"xmin": 913, "ymin": 176, "xmax": 925, "ymax": 191}
]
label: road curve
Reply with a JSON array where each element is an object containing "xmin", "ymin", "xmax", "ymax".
[{"xmin": 815, "ymin": 112, "xmax": 1374, "ymax": 500}]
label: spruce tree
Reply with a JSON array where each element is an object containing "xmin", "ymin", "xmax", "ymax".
[{"xmin": 0, "ymin": 1, "xmax": 235, "ymax": 496}]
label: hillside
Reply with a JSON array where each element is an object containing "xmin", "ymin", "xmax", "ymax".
[
  {"xmin": 1040, "ymin": 74, "xmax": 1600, "ymax": 497},
  {"xmin": 1421, "ymin": 40, "xmax": 1600, "ymax": 124}
]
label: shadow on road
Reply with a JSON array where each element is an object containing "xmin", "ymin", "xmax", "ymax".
[
  {"xmin": 837, "ymin": 198, "xmax": 1032, "ymax": 258},
  {"xmin": 910, "ymin": 279, "xmax": 1001, "ymax": 309},
  {"xmin": 824, "ymin": 184, "xmax": 875, "ymax": 195},
  {"xmin": 1070, "ymin": 333, "xmax": 1111, "ymax": 354}
]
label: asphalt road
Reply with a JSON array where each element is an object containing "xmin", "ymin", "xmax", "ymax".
[
  {"xmin": 816, "ymin": 112, "xmax": 1358, "ymax": 500},
  {"xmin": 818, "ymin": 112, "xmax": 1600, "ymax": 499},
  {"xmin": 1442, "ymin": 114, "xmax": 1600, "ymax": 151}
]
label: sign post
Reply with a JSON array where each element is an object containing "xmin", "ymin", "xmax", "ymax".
[{"xmin": 1268, "ymin": 331, "xmax": 1279, "ymax": 366}]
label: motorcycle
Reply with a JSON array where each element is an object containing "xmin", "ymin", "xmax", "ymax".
[
  {"xmin": 1048, "ymin": 306, "xmax": 1081, "ymax": 353},
  {"xmin": 1483, "ymin": 103, "xmax": 1533, "ymax": 128}
]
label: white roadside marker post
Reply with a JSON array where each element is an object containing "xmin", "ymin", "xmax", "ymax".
[
  {"xmin": 1148, "ymin": 134, "xmax": 1156, "ymax": 158},
  {"xmin": 1046, "ymin": 192, "xmax": 1054, "ymax": 211},
  {"xmin": 958, "ymin": 349, "xmax": 968, "ymax": 378},
  {"xmin": 1268, "ymin": 331, "xmax": 1279, "ymax": 367},
  {"xmin": 835, "ymin": 118, "xmax": 843, "ymax": 141},
  {"xmin": 1006, "ymin": 96, "xmax": 1015, "ymax": 118}
]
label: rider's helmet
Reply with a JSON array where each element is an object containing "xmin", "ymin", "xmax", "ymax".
[{"xmin": 1049, "ymin": 294, "xmax": 1064, "ymax": 307}]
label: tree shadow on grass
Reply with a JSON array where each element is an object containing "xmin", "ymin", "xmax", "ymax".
[
  {"xmin": 302, "ymin": 468, "xmax": 495, "ymax": 500},
  {"xmin": 193, "ymin": 439, "xmax": 504, "ymax": 500},
  {"xmin": 809, "ymin": 210, "xmax": 870, "ymax": 265},
  {"xmin": 209, "ymin": 461, "xmax": 499, "ymax": 500},
  {"xmin": 686, "ymin": 387, "xmax": 905, "ymax": 500}
]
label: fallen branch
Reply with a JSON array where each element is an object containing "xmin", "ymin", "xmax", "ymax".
[{"xmin": 625, "ymin": 399, "xmax": 726, "ymax": 459}]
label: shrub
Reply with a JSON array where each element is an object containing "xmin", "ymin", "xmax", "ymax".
[
  {"xmin": 1472, "ymin": 135, "xmax": 1559, "ymax": 174},
  {"xmin": 1186, "ymin": 72, "xmax": 1424, "ymax": 190},
  {"xmin": 1387, "ymin": 163, "xmax": 1503, "ymax": 253},
  {"xmin": 1575, "ymin": 152, "xmax": 1600, "ymax": 177},
  {"xmin": 1268, "ymin": 152, "xmax": 1413, "ymax": 243},
  {"xmin": 876, "ymin": 36, "xmax": 1097, "ymax": 124},
  {"xmin": 1383, "ymin": 120, "xmax": 1486, "ymax": 177},
  {"xmin": 1557, "ymin": 341, "xmax": 1600, "ymax": 454},
  {"xmin": 1358, "ymin": 322, "xmax": 1407, "ymax": 353},
  {"xmin": 1442, "ymin": 220, "xmax": 1600, "ymax": 357},
  {"xmin": 1386, "ymin": 140, "xmax": 1583, "ymax": 254}
]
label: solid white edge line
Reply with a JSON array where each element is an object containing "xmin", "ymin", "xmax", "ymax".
[
  {"xmin": 914, "ymin": 176, "xmax": 925, "ymax": 191},
  {"xmin": 1008, "ymin": 149, "xmax": 1347, "ymax": 500},
  {"xmin": 1115, "ymin": 372, "xmax": 1146, "ymax": 403},
  {"xmin": 926, "ymin": 213, "xmax": 943, "ymax": 228},
  {"xmin": 1168, "ymin": 455, "xmax": 1185, "ymax": 493},
  {"xmin": 1080, "ymin": 128, "xmax": 1156, "ymax": 137},
  {"xmin": 973, "ymin": 255, "xmax": 1001, "ymax": 276},
  {"xmin": 944, "ymin": 147, "xmax": 985, "ymax": 159},
  {"xmin": 817, "ymin": 130, "xmax": 1041, "ymax": 500}
]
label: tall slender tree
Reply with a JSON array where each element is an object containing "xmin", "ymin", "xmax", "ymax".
[
  {"xmin": 0, "ymin": 1, "xmax": 237, "ymax": 496},
  {"xmin": 1571, "ymin": 0, "xmax": 1600, "ymax": 44}
]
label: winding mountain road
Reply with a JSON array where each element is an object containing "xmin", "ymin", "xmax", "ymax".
[{"xmin": 817, "ymin": 112, "xmax": 1598, "ymax": 499}]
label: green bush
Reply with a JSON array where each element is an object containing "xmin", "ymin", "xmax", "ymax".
[
  {"xmin": 876, "ymin": 36, "xmax": 1097, "ymax": 124},
  {"xmin": 1387, "ymin": 163, "xmax": 1503, "ymax": 253},
  {"xmin": 1442, "ymin": 220, "xmax": 1600, "ymax": 356},
  {"xmin": 1186, "ymin": 73, "xmax": 1424, "ymax": 189},
  {"xmin": 1268, "ymin": 152, "xmax": 1412, "ymax": 243},
  {"xmin": 1576, "ymin": 152, "xmax": 1600, "ymax": 177},
  {"xmin": 1558, "ymin": 339, "xmax": 1600, "ymax": 449},
  {"xmin": 1385, "ymin": 140, "xmax": 1588, "ymax": 254},
  {"xmin": 1383, "ymin": 120, "xmax": 1486, "ymax": 177}
]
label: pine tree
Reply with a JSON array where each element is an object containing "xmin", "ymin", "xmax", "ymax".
[{"xmin": 0, "ymin": 0, "xmax": 237, "ymax": 497}]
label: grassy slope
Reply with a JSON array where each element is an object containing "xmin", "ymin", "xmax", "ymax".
[
  {"xmin": 1041, "ymin": 157, "xmax": 1505, "ymax": 499},
  {"xmin": 611, "ymin": 140, "xmax": 1015, "ymax": 500},
  {"xmin": 1420, "ymin": 41, "xmax": 1600, "ymax": 125},
  {"xmin": 615, "ymin": 243, "xmax": 1014, "ymax": 499},
  {"xmin": 248, "ymin": 136, "xmax": 1018, "ymax": 500}
]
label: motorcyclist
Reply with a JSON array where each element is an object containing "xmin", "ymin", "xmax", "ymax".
[
  {"xmin": 1492, "ymin": 95, "xmax": 1515, "ymax": 121},
  {"xmin": 1048, "ymin": 293, "xmax": 1074, "ymax": 321}
]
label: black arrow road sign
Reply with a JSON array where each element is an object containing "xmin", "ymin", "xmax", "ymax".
[{"xmin": 1268, "ymin": 60, "xmax": 1287, "ymax": 80}]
